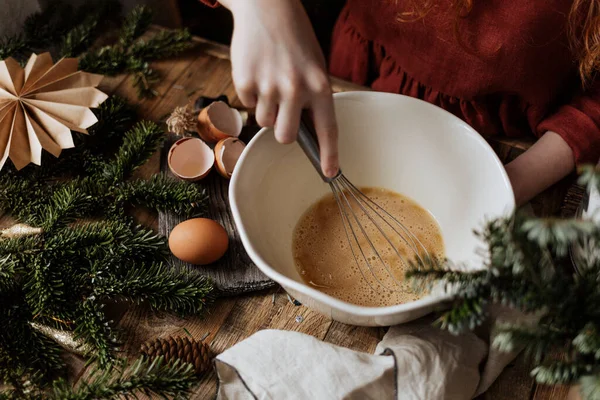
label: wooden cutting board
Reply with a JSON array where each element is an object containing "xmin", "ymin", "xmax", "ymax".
[{"xmin": 158, "ymin": 132, "xmax": 276, "ymax": 296}]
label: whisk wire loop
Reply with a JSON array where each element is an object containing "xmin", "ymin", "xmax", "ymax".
[
  {"xmin": 330, "ymin": 183, "xmax": 382, "ymax": 293},
  {"xmin": 328, "ymin": 174, "xmax": 433, "ymax": 293}
]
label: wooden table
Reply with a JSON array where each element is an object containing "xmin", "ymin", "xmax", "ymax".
[{"xmin": 13, "ymin": 27, "xmax": 577, "ymax": 399}]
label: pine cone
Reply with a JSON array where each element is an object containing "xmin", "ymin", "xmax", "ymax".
[{"xmin": 140, "ymin": 336, "xmax": 212, "ymax": 375}]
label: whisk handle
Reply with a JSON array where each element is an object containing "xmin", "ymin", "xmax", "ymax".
[{"xmin": 297, "ymin": 111, "xmax": 340, "ymax": 183}]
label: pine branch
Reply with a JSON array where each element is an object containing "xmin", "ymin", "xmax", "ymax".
[
  {"xmin": 532, "ymin": 361, "xmax": 593, "ymax": 385},
  {"xmin": 493, "ymin": 323, "xmax": 565, "ymax": 364},
  {"xmin": 573, "ymin": 324, "xmax": 600, "ymax": 359},
  {"xmin": 435, "ymin": 296, "xmax": 489, "ymax": 335},
  {"xmin": 99, "ymin": 121, "xmax": 164, "ymax": 184},
  {"xmin": 0, "ymin": 235, "xmax": 39, "ymax": 258},
  {"xmin": 0, "ymin": 35, "xmax": 27, "ymax": 60},
  {"xmin": 578, "ymin": 165, "xmax": 600, "ymax": 197},
  {"xmin": 22, "ymin": 1, "xmax": 75, "ymax": 49},
  {"xmin": 78, "ymin": 10, "xmax": 193, "ymax": 99},
  {"xmin": 0, "ymin": 256, "xmax": 22, "ymax": 291},
  {"xmin": 406, "ymin": 259, "xmax": 490, "ymax": 297},
  {"xmin": 88, "ymin": 96, "xmax": 137, "ymax": 144},
  {"xmin": 37, "ymin": 183, "xmax": 95, "ymax": 231},
  {"xmin": 49, "ymin": 356, "xmax": 197, "ymax": 400},
  {"xmin": 0, "ymin": 5, "xmax": 212, "ymax": 393},
  {"xmin": 129, "ymin": 63, "xmax": 160, "ymax": 98},
  {"xmin": 522, "ymin": 218, "xmax": 597, "ymax": 257},
  {"xmin": 115, "ymin": 175, "xmax": 208, "ymax": 217},
  {"xmin": 118, "ymin": 5, "xmax": 153, "ymax": 48},
  {"xmin": 78, "ymin": 46, "xmax": 127, "ymax": 75},
  {"xmin": 74, "ymin": 298, "xmax": 119, "ymax": 368},
  {"xmin": 0, "ymin": 174, "xmax": 44, "ymax": 224},
  {"xmin": 59, "ymin": 0, "xmax": 123, "ymax": 58},
  {"xmin": 0, "ymin": 291, "xmax": 65, "ymax": 387},
  {"xmin": 129, "ymin": 29, "xmax": 193, "ymax": 61},
  {"xmin": 46, "ymin": 221, "xmax": 168, "ymax": 264},
  {"xmin": 60, "ymin": 20, "xmax": 99, "ymax": 58},
  {"xmin": 23, "ymin": 256, "xmax": 67, "ymax": 318},
  {"xmin": 580, "ymin": 375, "xmax": 600, "ymax": 400},
  {"xmin": 95, "ymin": 263, "xmax": 213, "ymax": 315}
]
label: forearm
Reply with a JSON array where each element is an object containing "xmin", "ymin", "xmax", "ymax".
[{"xmin": 504, "ymin": 131, "xmax": 575, "ymax": 206}]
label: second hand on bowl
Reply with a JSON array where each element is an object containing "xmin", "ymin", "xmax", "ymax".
[{"xmin": 296, "ymin": 111, "xmax": 433, "ymax": 292}]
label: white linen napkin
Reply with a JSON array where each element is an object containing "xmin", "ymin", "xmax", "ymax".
[{"xmin": 215, "ymin": 306, "xmax": 528, "ymax": 400}]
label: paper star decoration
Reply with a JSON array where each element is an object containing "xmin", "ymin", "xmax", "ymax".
[{"xmin": 0, "ymin": 52, "xmax": 108, "ymax": 170}]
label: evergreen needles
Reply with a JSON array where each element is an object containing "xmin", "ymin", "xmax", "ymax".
[
  {"xmin": 0, "ymin": 1, "xmax": 193, "ymax": 99},
  {"xmin": 0, "ymin": 95, "xmax": 211, "ymax": 397},
  {"xmin": 78, "ymin": 6, "xmax": 193, "ymax": 98},
  {"xmin": 407, "ymin": 166, "xmax": 600, "ymax": 399},
  {"xmin": 49, "ymin": 356, "xmax": 197, "ymax": 399},
  {"xmin": 0, "ymin": 0, "xmax": 121, "ymax": 61}
]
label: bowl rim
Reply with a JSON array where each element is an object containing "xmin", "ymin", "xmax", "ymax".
[{"xmin": 229, "ymin": 91, "xmax": 515, "ymax": 317}]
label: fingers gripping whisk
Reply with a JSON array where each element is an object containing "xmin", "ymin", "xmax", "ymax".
[{"xmin": 297, "ymin": 112, "xmax": 433, "ymax": 292}]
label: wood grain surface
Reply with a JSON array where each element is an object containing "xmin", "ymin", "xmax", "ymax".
[{"xmin": 0, "ymin": 26, "xmax": 579, "ymax": 399}]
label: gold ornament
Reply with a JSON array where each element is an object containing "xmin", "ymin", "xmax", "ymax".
[
  {"xmin": 0, "ymin": 223, "xmax": 42, "ymax": 238},
  {"xmin": 0, "ymin": 52, "xmax": 108, "ymax": 171},
  {"xmin": 166, "ymin": 103, "xmax": 197, "ymax": 137},
  {"xmin": 29, "ymin": 321, "xmax": 92, "ymax": 355}
]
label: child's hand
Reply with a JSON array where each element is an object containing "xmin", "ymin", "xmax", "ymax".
[{"xmin": 220, "ymin": 0, "xmax": 339, "ymax": 178}]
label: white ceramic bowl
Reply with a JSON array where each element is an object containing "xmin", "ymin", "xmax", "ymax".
[{"xmin": 229, "ymin": 91, "xmax": 514, "ymax": 326}]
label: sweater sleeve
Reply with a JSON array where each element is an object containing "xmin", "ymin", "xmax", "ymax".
[
  {"xmin": 537, "ymin": 81, "xmax": 600, "ymax": 165},
  {"xmin": 199, "ymin": 0, "xmax": 219, "ymax": 7}
]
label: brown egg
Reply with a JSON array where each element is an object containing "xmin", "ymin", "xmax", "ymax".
[
  {"xmin": 197, "ymin": 101, "xmax": 243, "ymax": 143},
  {"xmin": 169, "ymin": 218, "xmax": 229, "ymax": 265},
  {"xmin": 214, "ymin": 137, "xmax": 246, "ymax": 179}
]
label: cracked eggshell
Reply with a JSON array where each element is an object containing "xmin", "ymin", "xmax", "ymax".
[
  {"xmin": 197, "ymin": 101, "xmax": 243, "ymax": 143},
  {"xmin": 168, "ymin": 137, "xmax": 214, "ymax": 181},
  {"xmin": 214, "ymin": 137, "xmax": 246, "ymax": 179}
]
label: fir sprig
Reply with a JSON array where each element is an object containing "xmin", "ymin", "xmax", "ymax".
[
  {"xmin": 100, "ymin": 120, "xmax": 165, "ymax": 183},
  {"xmin": 0, "ymin": 2, "xmax": 207, "ymax": 394},
  {"xmin": 115, "ymin": 174, "xmax": 208, "ymax": 218},
  {"xmin": 0, "ymin": 291, "xmax": 65, "ymax": 387},
  {"xmin": 78, "ymin": 7, "xmax": 193, "ymax": 98},
  {"xmin": 60, "ymin": 20, "xmax": 99, "ymax": 58},
  {"xmin": 0, "ymin": 35, "xmax": 27, "ymax": 60},
  {"xmin": 129, "ymin": 30, "xmax": 193, "ymax": 61},
  {"xmin": 0, "ymin": 94, "xmax": 212, "ymax": 395},
  {"xmin": 119, "ymin": 6, "xmax": 153, "ymax": 48},
  {"xmin": 1, "ymin": 0, "xmax": 122, "ymax": 61},
  {"xmin": 95, "ymin": 263, "xmax": 213, "ymax": 315},
  {"xmin": 74, "ymin": 298, "xmax": 119, "ymax": 368},
  {"xmin": 580, "ymin": 376, "xmax": 600, "ymax": 400},
  {"xmin": 50, "ymin": 356, "xmax": 197, "ymax": 400},
  {"xmin": 408, "ymin": 165, "xmax": 600, "ymax": 399},
  {"xmin": 0, "ymin": 2, "xmax": 192, "ymax": 99},
  {"xmin": 38, "ymin": 183, "xmax": 96, "ymax": 231}
]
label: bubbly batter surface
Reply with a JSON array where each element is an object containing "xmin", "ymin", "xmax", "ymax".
[{"xmin": 293, "ymin": 187, "xmax": 444, "ymax": 307}]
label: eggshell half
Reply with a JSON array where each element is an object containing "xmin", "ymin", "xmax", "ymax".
[
  {"xmin": 168, "ymin": 137, "xmax": 214, "ymax": 181},
  {"xmin": 197, "ymin": 101, "xmax": 243, "ymax": 143},
  {"xmin": 169, "ymin": 218, "xmax": 229, "ymax": 265},
  {"xmin": 214, "ymin": 137, "xmax": 246, "ymax": 179}
]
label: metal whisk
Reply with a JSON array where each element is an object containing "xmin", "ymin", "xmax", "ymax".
[{"xmin": 296, "ymin": 112, "xmax": 433, "ymax": 292}]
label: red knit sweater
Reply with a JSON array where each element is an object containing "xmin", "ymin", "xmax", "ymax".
[{"xmin": 201, "ymin": 0, "xmax": 600, "ymax": 164}]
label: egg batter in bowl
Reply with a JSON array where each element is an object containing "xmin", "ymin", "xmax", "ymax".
[{"xmin": 292, "ymin": 187, "xmax": 444, "ymax": 307}]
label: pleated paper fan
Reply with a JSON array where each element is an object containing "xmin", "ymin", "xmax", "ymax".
[{"xmin": 0, "ymin": 52, "xmax": 108, "ymax": 170}]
